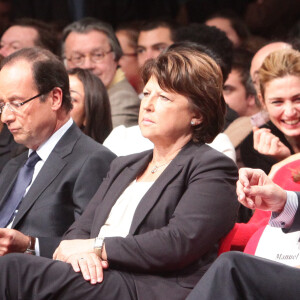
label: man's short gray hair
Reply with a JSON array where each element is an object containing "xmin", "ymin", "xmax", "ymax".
[{"xmin": 62, "ymin": 17, "xmax": 123, "ymax": 62}]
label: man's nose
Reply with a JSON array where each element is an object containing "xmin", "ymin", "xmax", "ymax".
[
  {"xmin": 1, "ymin": 104, "xmax": 15, "ymax": 124},
  {"xmin": 0, "ymin": 45, "xmax": 10, "ymax": 58},
  {"xmin": 81, "ymin": 56, "xmax": 95, "ymax": 70}
]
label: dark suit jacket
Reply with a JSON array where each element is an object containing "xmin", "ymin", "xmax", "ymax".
[
  {"xmin": 0, "ymin": 124, "xmax": 26, "ymax": 172},
  {"xmin": 0, "ymin": 123, "xmax": 116, "ymax": 257},
  {"xmin": 64, "ymin": 141, "xmax": 239, "ymax": 300}
]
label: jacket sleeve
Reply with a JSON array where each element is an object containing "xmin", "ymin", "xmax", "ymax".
[
  {"xmin": 104, "ymin": 153, "xmax": 239, "ymax": 272},
  {"xmin": 71, "ymin": 147, "xmax": 116, "ymax": 220},
  {"xmin": 62, "ymin": 157, "xmax": 120, "ymax": 240}
]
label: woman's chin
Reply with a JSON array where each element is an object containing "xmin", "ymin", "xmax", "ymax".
[{"xmin": 280, "ymin": 127, "xmax": 300, "ymax": 138}]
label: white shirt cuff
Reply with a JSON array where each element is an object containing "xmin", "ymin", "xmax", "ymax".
[
  {"xmin": 269, "ymin": 191, "xmax": 298, "ymax": 228},
  {"xmin": 34, "ymin": 237, "xmax": 40, "ymax": 256}
]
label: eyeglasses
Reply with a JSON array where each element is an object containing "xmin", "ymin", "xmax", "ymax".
[
  {"xmin": 122, "ymin": 52, "xmax": 137, "ymax": 57},
  {"xmin": 66, "ymin": 50, "xmax": 113, "ymax": 66},
  {"xmin": 0, "ymin": 92, "xmax": 44, "ymax": 114}
]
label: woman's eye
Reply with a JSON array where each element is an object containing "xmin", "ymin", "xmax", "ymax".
[
  {"xmin": 271, "ymin": 100, "xmax": 283, "ymax": 105},
  {"xmin": 160, "ymin": 95, "xmax": 170, "ymax": 101}
]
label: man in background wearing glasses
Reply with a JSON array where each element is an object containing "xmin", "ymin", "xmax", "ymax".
[
  {"xmin": 0, "ymin": 47, "xmax": 116, "ymax": 258},
  {"xmin": 62, "ymin": 17, "xmax": 140, "ymax": 129}
]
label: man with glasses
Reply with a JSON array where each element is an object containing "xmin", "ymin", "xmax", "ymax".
[
  {"xmin": 62, "ymin": 17, "xmax": 140, "ymax": 128},
  {"xmin": 0, "ymin": 47, "xmax": 116, "ymax": 258},
  {"xmin": 0, "ymin": 18, "xmax": 60, "ymax": 172}
]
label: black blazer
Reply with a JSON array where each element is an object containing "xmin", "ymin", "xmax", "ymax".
[
  {"xmin": 64, "ymin": 141, "xmax": 239, "ymax": 300},
  {"xmin": 0, "ymin": 123, "xmax": 116, "ymax": 257}
]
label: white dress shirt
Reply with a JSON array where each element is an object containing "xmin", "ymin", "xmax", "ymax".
[{"xmin": 98, "ymin": 180, "xmax": 153, "ymax": 238}]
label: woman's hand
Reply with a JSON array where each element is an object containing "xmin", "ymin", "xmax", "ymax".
[
  {"xmin": 237, "ymin": 168, "xmax": 287, "ymax": 212},
  {"xmin": 53, "ymin": 239, "xmax": 94, "ymax": 261},
  {"xmin": 253, "ymin": 127, "xmax": 291, "ymax": 161},
  {"xmin": 53, "ymin": 239, "xmax": 109, "ymax": 284},
  {"xmin": 67, "ymin": 252, "xmax": 109, "ymax": 284}
]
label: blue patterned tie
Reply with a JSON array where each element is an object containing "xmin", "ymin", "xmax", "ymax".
[{"xmin": 0, "ymin": 151, "xmax": 41, "ymax": 227}]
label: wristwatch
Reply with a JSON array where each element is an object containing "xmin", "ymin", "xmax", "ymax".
[
  {"xmin": 25, "ymin": 236, "xmax": 36, "ymax": 255},
  {"xmin": 94, "ymin": 237, "xmax": 105, "ymax": 258}
]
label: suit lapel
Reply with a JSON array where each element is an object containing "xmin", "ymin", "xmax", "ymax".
[
  {"xmin": 129, "ymin": 159, "xmax": 183, "ymax": 234},
  {"xmin": 12, "ymin": 154, "xmax": 67, "ymax": 227},
  {"xmin": 91, "ymin": 153, "xmax": 152, "ymax": 236},
  {"xmin": 12, "ymin": 124, "xmax": 81, "ymax": 228},
  {"xmin": 128, "ymin": 142, "xmax": 199, "ymax": 234}
]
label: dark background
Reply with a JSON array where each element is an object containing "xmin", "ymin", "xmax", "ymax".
[{"xmin": 1, "ymin": 0, "xmax": 299, "ymax": 41}]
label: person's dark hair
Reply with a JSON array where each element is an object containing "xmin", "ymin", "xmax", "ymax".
[
  {"xmin": 138, "ymin": 18, "xmax": 178, "ymax": 42},
  {"xmin": 115, "ymin": 21, "xmax": 141, "ymax": 49},
  {"xmin": 12, "ymin": 18, "xmax": 60, "ymax": 55},
  {"xmin": 68, "ymin": 68, "xmax": 112, "ymax": 143},
  {"xmin": 240, "ymin": 34, "xmax": 269, "ymax": 54},
  {"xmin": 291, "ymin": 38, "xmax": 300, "ymax": 52},
  {"xmin": 288, "ymin": 20, "xmax": 300, "ymax": 43},
  {"xmin": 287, "ymin": 21, "xmax": 300, "ymax": 52},
  {"xmin": 174, "ymin": 23, "xmax": 233, "ymax": 82},
  {"xmin": 62, "ymin": 17, "xmax": 122, "ymax": 62},
  {"xmin": 141, "ymin": 42, "xmax": 225, "ymax": 143},
  {"xmin": 1, "ymin": 47, "xmax": 72, "ymax": 112},
  {"xmin": 232, "ymin": 49, "xmax": 256, "ymax": 97},
  {"xmin": 205, "ymin": 9, "xmax": 250, "ymax": 44}
]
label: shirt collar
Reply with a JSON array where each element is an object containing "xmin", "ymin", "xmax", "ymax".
[
  {"xmin": 107, "ymin": 68, "xmax": 125, "ymax": 90},
  {"xmin": 28, "ymin": 118, "xmax": 73, "ymax": 161}
]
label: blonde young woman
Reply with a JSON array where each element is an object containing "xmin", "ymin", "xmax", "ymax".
[{"xmin": 241, "ymin": 48, "xmax": 300, "ymax": 173}]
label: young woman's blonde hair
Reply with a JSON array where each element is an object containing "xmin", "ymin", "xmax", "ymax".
[{"xmin": 259, "ymin": 48, "xmax": 300, "ymax": 100}]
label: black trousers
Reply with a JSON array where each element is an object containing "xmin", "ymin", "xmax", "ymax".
[
  {"xmin": 0, "ymin": 253, "xmax": 137, "ymax": 300},
  {"xmin": 186, "ymin": 251, "xmax": 300, "ymax": 300}
]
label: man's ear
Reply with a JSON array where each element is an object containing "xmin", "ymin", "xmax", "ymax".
[
  {"xmin": 50, "ymin": 87, "xmax": 63, "ymax": 111},
  {"xmin": 246, "ymin": 94, "xmax": 256, "ymax": 108}
]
